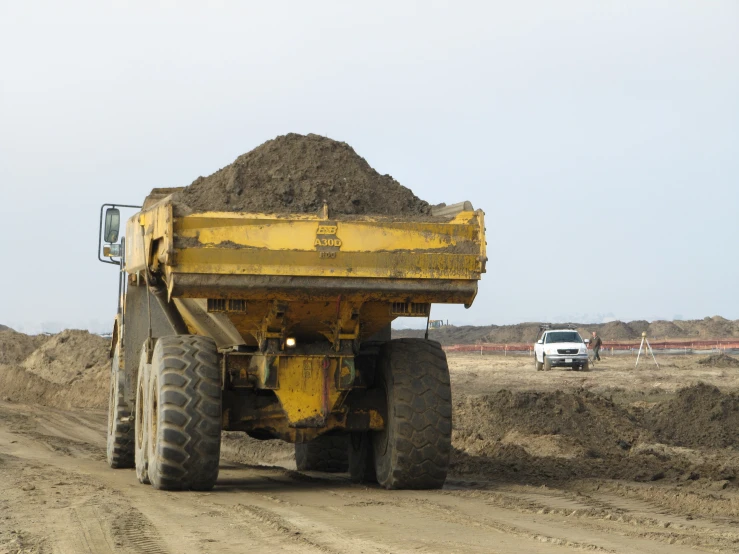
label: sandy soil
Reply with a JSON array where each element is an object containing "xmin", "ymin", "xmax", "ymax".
[
  {"xmin": 449, "ymin": 352, "xmax": 739, "ymax": 396},
  {"xmin": 1, "ymin": 352, "xmax": 738, "ymax": 553}
]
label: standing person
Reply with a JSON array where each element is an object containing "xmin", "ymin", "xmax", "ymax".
[{"xmin": 590, "ymin": 331, "xmax": 602, "ymax": 364}]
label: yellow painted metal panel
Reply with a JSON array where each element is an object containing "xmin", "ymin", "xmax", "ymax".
[
  {"xmin": 271, "ymin": 356, "xmax": 342, "ymax": 426},
  {"xmin": 175, "ymin": 215, "xmax": 480, "ymax": 253},
  {"xmin": 173, "ymin": 249, "xmax": 481, "ymax": 279}
]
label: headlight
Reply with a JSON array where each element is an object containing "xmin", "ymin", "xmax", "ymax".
[
  {"xmin": 546, "ymin": 347, "xmax": 557, "ymax": 355},
  {"xmin": 579, "ymin": 347, "xmax": 587, "ymax": 354}
]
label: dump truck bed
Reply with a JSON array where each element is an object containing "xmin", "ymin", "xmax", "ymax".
[
  {"xmin": 126, "ymin": 199, "xmax": 485, "ymax": 298},
  {"xmin": 124, "ymin": 196, "xmax": 485, "ymax": 348}
]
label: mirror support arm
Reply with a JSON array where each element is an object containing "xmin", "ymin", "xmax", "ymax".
[{"xmin": 98, "ymin": 203, "xmax": 141, "ymax": 265}]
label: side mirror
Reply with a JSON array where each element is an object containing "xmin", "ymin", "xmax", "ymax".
[
  {"xmin": 537, "ymin": 339, "xmax": 543, "ymax": 344},
  {"xmin": 104, "ymin": 208, "xmax": 120, "ymax": 243},
  {"xmin": 584, "ymin": 339, "xmax": 590, "ymax": 344}
]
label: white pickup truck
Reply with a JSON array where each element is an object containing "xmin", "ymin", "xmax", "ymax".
[{"xmin": 534, "ymin": 328, "xmax": 590, "ymax": 371}]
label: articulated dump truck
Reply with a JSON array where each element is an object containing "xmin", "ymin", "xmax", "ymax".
[{"xmin": 99, "ymin": 190, "xmax": 486, "ymax": 490}]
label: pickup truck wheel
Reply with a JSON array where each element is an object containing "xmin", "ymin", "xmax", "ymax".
[
  {"xmin": 543, "ymin": 355, "xmax": 552, "ymax": 371},
  {"xmin": 135, "ymin": 350, "xmax": 150, "ymax": 484},
  {"xmin": 295, "ymin": 434, "xmax": 349, "ymax": 472},
  {"xmin": 349, "ymin": 431, "xmax": 376, "ymax": 483},
  {"xmin": 106, "ymin": 344, "xmax": 135, "ymax": 469},
  {"xmin": 372, "ymin": 339, "xmax": 452, "ymax": 490},
  {"xmin": 147, "ymin": 335, "xmax": 222, "ymax": 491},
  {"xmin": 535, "ymin": 355, "xmax": 543, "ymax": 371},
  {"xmin": 581, "ymin": 361, "xmax": 590, "ymax": 372}
]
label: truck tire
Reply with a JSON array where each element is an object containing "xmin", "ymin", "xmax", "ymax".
[
  {"xmin": 134, "ymin": 351, "xmax": 150, "ymax": 484},
  {"xmin": 106, "ymin": 344, "xmax": 134, "ymax": 469},
  {"xmin": 147, "ymin": 335, "xmax": 222, "ymax": 491},
  {"xmin": 348, "ymin": 431, "xmax": 376, "ymax": 483},
  {"xmin": 535, "ymin": 355, "xmax": 543, "ymax": 371},
  {"xmin": 581, "ymin": 361, "xmax": 590, "ymax": 372},
  {"xmin": 295, "ymin": 434, "xmax": 349, "ymax": 472},
  {"xmin": 372, "ymin": 339, "xmax": 451, "ymax": 490},
  {"xmin": 543, "ymin": 355, "xmax": 552, "ymax": 371}
]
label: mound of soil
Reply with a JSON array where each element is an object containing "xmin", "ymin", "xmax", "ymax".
[
  {"xmin": 600, "ymin": 321, "xmax": 638, "ymax": 340},
  {"xmin": 0, "ymin": 329, "xmax": 109, "ymax": 410},
  {"xmin": 644, "ymin": 383, "xmax": 739, "ymax": 449},
  {"xmin": 0, "ymin": 329, "xmax": 48, "ymax": 365},
  {"xmin": 453, "ymin": 390, "xmax": 645, "ymax": 462},
  {"xmin": 648, "ymin": 320, "xmax": 687, "ymax": 338},
  {"xmin": 21, "ymin": 330, "xmax": 109, "ymax": 385},
  {"xmin": 394, "ymin": 317, "xmax": 739, "ymax": 345},
  {"xmin": 0, "ymin": 363, "xmax": 107, "ymax": 410},
  {"xmin": 0, "ymin": 324, "xmax": 10, "ymax": 331},
  {"xmin": 698, "ymin": 353, "xmax": 739, "ymax": 368},
  {"xmin": 450, "ymin": 384, "xmax": 739, "ymax": 484},
  {"xmin": 173, "ymin": 133, "xmax": 432, "ymax": 216}
]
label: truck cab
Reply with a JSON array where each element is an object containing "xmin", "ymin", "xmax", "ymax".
[{"xmin": 534, "ymin": 327, "xmax": 589, "ymax": 371}]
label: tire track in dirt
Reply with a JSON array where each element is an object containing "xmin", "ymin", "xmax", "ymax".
[
  {"xmin": 109, "ymin": 510, "xmax": 171, "ymax": 554},
  {"xmin": 442, "ymin": 486, "xmax": 739, "ymax": 552},
  {"xmin": 2, "ymin": 401, "xmax": 738, "ymax": 554}
]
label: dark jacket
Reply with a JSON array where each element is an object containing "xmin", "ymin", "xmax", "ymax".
[{"xmin": 591, "ymin": 335, "xmax": 603, "ymax": 349}]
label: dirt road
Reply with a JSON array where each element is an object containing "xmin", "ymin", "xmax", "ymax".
[{"xmin": 1, "ymin": 395, "xmax": 738, "ymax": 554}]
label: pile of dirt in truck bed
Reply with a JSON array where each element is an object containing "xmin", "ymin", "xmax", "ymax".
[
  {"xmin": 0, "ymin": 329, "xmax": 109, "ymax": 410},
  {"xmin": 450, "ymin": 384, "xmax": 739, "ymax": 484},
  {"xmin": 698, "ymin": 353, "xmax": 739, "ymax": 368},
  {"xmin": 173, "ymin": 133, "xmax": 432, "ymax": 216}
]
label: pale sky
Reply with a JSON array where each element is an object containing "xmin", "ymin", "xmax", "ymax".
[{"xmin": 1, "ymin": 1, "xmax": 737, "ymax": 333}]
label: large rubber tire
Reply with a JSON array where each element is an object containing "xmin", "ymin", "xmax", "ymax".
[
  {"xmin": 543, "ymin": 355, "xmax": 552, "ymax": 371},
  {"xmin": 372, "ymin": 339, "xmax": 452, "ymax": 490},
  {"xmin": 147, "ymin": 335, "xmax": 222, "ymax": 491},
  {"xmin": 135, "ymin": 350, "xmax": 151, "ymax": 484},
  {"xmin": 349, "ymin": 431, "xmax": 377, "ymax": 484},
  {"xmin": 535, "ymin": 355, "xmax": 543, "ymax": 371},
  {"xmin": 295, "ymin": 434, "xmax": 349, "ymax": 472},
  {"xmin": 106, "ymin": 344, "xmax": 134, "ymax": 468},
  {"xmin": 581, "ymin": 361, "xmax": 590, "ymax": 372}
]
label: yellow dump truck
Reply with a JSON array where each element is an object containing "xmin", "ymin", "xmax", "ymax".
[{"xmin": 98, "ymin": 191, "xmax": 486, "ymax": 490}]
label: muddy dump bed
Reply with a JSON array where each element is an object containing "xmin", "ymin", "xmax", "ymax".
[{"xmin": 124, "ymin": 196, "xmax": 485, "ymax": 347}]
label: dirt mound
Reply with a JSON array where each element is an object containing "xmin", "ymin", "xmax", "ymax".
[
  {"xmin": 0, "ymin": 329, "xmax": 48, "ymax": 365},
  {"xmin": 21, "ymin": 330, "xmax": 109, "ymax": 385},
  {"xmin": 0, "ymin": 329, "xmax": 109, "ymax": 410},
  {"xmin": 453, "ymin": 390, "xmax": 644, "ymax": 461},
  {"xmin": 450, "ymin": 386, "xmax": 739, "ymax": 484},
  {"xmin": 693, "ymin": 316, "xmax": 739, "ymax": 338},
  {"xmin": 648, "ymin": 320, "xmax": 687, "ymax": 338},
  {"xmin": 0, "ymin": 324, "xmax": 10, "ymax": 331},
  {"xmin": 0, "ymin": 363, "xmax": 107, "ymax": 410},
  {"xmin": 644, "ymin": 383, "xmax": 739, "ymax": 449},
  {"xmin": 600, "ymin": 321, "xmax": 638, "ymax": 340},
  {"xmin": 394, "ymin": 317, "xmax": 739, "ymax": 345},
  {"xmin": 698, "ymin": 353, "xmax": 739, "ymax": 368},
  {"xmin": 172, "ymin": 133, "xmax": 432, "ymax": 216}
]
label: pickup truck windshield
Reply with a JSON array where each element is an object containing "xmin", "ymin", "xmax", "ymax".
[{"xmin": 545, "ymin": 331, "xmax": 583, "ymax": 344}]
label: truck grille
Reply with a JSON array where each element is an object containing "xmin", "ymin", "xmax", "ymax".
[{"xmin": 557, "ymin": 349, "xmax": 578, "ymax": 355}]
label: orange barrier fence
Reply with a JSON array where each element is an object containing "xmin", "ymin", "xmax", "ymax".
[{"xmin": 444, "ymin": 340, "xmax": 739, "ymax": 354}]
